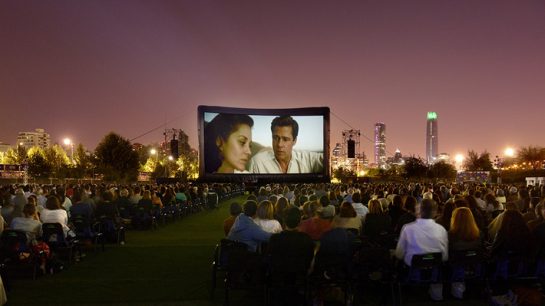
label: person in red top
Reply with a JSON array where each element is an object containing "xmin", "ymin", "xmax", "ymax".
[{"xmin": 298, "ymin": 205, "xmax": 334, "ymax": 240}]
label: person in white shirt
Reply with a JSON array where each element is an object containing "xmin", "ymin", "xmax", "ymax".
[
  {"xmin": 395, "ymin": 199, "xmax": 448, "ymax": 301},
  {"xmin": 40, "ymin": 196, "xmax": 70, "ymax": 236},
  {"xmin": 254, "ymin": 200, "xmax": 283, "ymax": 234},
  {"xmin": 351, "ymin": 192, "xmax": 368, "ymax": 219},
  {"xmin": 249, "ymin": 115, "xmax": 323, "ymax": 174}
]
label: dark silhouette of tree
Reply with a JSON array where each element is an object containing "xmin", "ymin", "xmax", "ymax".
[
  {"xmin": 517, "ymin": 146, "xmax": 545, "ymax": 170},
  {"xmin": 95, "ymin": 132, "xmax": 139, "ymax": 182},
  {"xmin": 463, "ymin": 150, "xmax": 493, "ymax": 171},
  {"xmin": 404, "ymin": 156, "xmax": 427, "ymax": 179},
  {"xmin": 428, "ymin": 161, "xmax": 456, "ymax": 180},
  {"xmin": 73, "ymin": 144, "xmax": 92, "ymax": 179},
  {"xmin": 27, "ymin": 153, "xmax": 51, "ymax": 178}
]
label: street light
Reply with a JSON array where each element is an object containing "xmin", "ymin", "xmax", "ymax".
[
  {"xmin": 63, "ymin": 138, "xmax": 74, "ymax": 164},
  {"xmin": 454, "ymin": 154, "xmax": 464, "ymax": 171}
]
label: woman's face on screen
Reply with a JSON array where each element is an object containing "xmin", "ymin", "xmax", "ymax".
[{"xmin": 217, "ymin": 124, "xmax": 252, "ymax": 173}]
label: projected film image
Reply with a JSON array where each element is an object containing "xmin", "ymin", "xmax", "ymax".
[{"xmin": 199, "ymin": 106, "xmax": 328, "ymax": 177}]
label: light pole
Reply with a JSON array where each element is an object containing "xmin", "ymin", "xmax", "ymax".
[{"xmin": 495, "ymin": 147, "xmax": 515, "ymax": 184}]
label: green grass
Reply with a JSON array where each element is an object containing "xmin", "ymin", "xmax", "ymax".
[{"xmin": 6, "ymin": 197, "xmax": 244, "ymax": 306}]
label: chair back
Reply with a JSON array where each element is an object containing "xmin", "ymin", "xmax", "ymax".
[
  {"xmin": 449, "ymin": 249, "xmax": 485, "ymax": 281},
  {"xmin": 42, "ymin": 223, "xmax": 68, "ymax": 247},
  {"xmin": 71, "ymin": 214, "xmax": 94, "ymax": 237},
  {"xmin": 1, "ymin": 229, "xmax": 30, "ymax": 256},
  {"xmin": 407, "ymin": 252, "xmax": 443, "ymax": 283}
]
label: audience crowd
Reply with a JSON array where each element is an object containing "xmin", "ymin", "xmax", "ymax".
[{"xmin": 223, "ymin": 181, "xmax": 545, "ymax": 304}]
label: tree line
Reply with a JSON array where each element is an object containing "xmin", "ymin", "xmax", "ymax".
[{"xmin": 0, "ymin": 132, "xmax": 199, "ymax": 183}]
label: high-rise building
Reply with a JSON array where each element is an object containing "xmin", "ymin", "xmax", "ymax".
[
  {"xmin": 374, "ymin": 123, "xmax": 386, "ymax": 168},
  {"xmin": 426, "ymin": 112, "xmax": 438, "ymax": 164},
  {"xmin": 17, "ymin": 128, "xmax": 51, "ymax": 149}
]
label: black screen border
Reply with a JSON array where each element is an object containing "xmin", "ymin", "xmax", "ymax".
[{"xmin": 197, "ymin": 105, "xmax": 330, "ymax": 182}]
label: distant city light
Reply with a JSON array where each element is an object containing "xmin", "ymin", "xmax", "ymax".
[
  {"xmin": 63, "ymin": 138, "xmax": 72, "ymax": 146},
  {"xmin": 150, "ymin": 148, "xmax": 157, "ymax": 155},
  {"xmin": 427, "ymin": 112, "xmax": 437, "ymax": 120}
]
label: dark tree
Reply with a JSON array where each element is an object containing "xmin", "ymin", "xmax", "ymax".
[
  {"xmin": 403, "ymin": 156, "xmax": 428, "ymax": 179},
  {"xmin": 464, "ymin": 150, "xmax": 493, "ymax": 171},
  {"xmin": 428, "ymin": 161, "xmax": 457, "ymax": 181},
  {"xmin": 94, "ymin": 132, "xmax": 139, "ymax": 182},
  {"xmin": 27, "ymin": 153, "xmax": 51, "ymax": 178},
  {"xmin": 518, "ymin": 146, "xmax": 545, "ymax": 170}
]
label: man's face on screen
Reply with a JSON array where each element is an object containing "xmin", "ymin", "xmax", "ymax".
[{"xmin": 272, "ymin": 126, "xmax": 296, "ymax": 163}]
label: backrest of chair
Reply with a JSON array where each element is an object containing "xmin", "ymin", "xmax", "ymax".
[
  {"xmin": 449, "ymin": 249, "xmax": 485, "ymax": 280},
  {"xmin": 42, "ymin": 223, "xmax": 66, "ymax": 245},
  {"xmin": 407, "ymin": 252, "xmax": 443, "ymax": 283},
  {"xmin": 1, "ymin": 229, "xmax": 29, "ymax": 254},
  {"xmin": 218, "ymin": 239, "xmax": 248, "ymax": 267},
  {"xmin": 411, "ymin": 252, "xmax": 442, "ymax": 268}
]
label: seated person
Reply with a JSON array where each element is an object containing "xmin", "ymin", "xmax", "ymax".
[
  {"xmin": 395, "ymin": 199, "xmax": 448, "ymax": 301},
  {"xmin": 227, "ymin": 200, "xmax": 272, "ymax": 252},
  {"xmin": 223, "ymin": 202, "xmax": 242, "ymax": 236},
  {"xmin": 10, "ymin": 203, "xmax": 42, "ymax": 243},
  {"xmin": 299, "ymin": 205, "xmax": 334, "ymax": 241},
  {"xmin": 254, "ymin": 200, "xmax": 283, "ymax": 234}
]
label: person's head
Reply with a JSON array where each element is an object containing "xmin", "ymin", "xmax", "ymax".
[
  {"xmin": 449, "ymin": 207, "xmax": 480, "ymax": 241},
  {"xmin": 45, "ymin": 196, "xmax": 61, "ymax": 210},
  {"xmin": 257, "ymin": 200, "xmax": 275, "ymax": 220},
  {"xmin": 318, "ymin": 205, "xmax": 335, "ymax": 220},
  {"xmin": 368, "ymin": 199, "xmax": 383, "ymax": 214},
  {"xmin": 352, "ymin": 192, "xmax": 362, "ymax": 203},
  {"xmin": 284, "ymin": 207, "xmax": 302, "ymax": 230},
  {"xmin": 27, "ymin": 195, "xmax": 37, "ymax": 206},
  {"xmin": 499, "ymin": 209, "xmax": 530, "ymax": 238},
  {"xmin": 142, "ymin": 190, "xmax": 151, "ymax": 200},
  {"xmin": 420, "ymin": 199, "xmax": 437, "ymax": 219},
  {"xmin": 339, "ymin": 201, "xmax": 357, "ymax": 218},
  {"xmin": 302, "ymin": 200, "xmax": 320, "ymax": 218},
  {"xmin": 403, "ymin": 196, "xmax": 417, "ymax": 214},
  {"xmin": 205, "ymin": 113, "xmax": 254, "ymax": 173},
  {"xmin": 23, "ymin": 203, "xmax": 37, "ymax": 218},
  {"xmin": 243, "ymin": 200, "xmax": 258, "ymax": 217},
  {"xmin": 120, "ymin": 188, "xmax": 129, "ymax": 198},
  {"xmin": 275, "ymin": 197, "xmax": 289, "ymax": 214},
  {"xmin": 229, "ymin": 202, "xmax": 242, "ymax": 216},
  {"xmin": 270, "ymin": 115, "xmax": 298, "ymax": 163}
]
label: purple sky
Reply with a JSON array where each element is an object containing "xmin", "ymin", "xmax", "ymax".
[{"xmin": 1, "ymin": 1, "xmax": 544, "ymax": 160}]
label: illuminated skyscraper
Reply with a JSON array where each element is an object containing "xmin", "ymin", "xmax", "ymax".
[
  {"xmin": 426, "ymin": 112, "xmax": 438, "ymax": 164},
  {"xmin": 374, "ymin": 123, "xmax": 386, "ymax": 168}
]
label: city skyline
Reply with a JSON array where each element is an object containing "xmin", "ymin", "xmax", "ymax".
[{"xmin": 1, "ymin": 1, "xmax": 544, "ymax": 159}]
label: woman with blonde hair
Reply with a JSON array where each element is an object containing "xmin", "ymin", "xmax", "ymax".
[
  {"xmin": 362, "ymin": 199, "xmax": 392, "ymax": 238},
  {"xmin": 254, "ymin": 200, "xmax": 282, "ymax": 233},
  {"xmin": 449, "ymin": 207, "xmax": 481, "ymax": 251},
  {"xmin": 448, "ymin": 207, "xmax": 482, "ymax": 299}
]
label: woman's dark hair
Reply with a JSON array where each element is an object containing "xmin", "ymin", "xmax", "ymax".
[
  {"xmin": 46, "ymin": 196, "xmax": 61, "ymax": 210},
  {"xmin": 204, "ymin": 113, "xmax": 254, "ymax": 173}
]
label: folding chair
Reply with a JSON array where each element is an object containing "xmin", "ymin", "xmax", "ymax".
[
  {"xmin": 41, "ymin": 223, "xmax": 80, "ymax": 265},
  {"xmin": 394, "ymin": 252, "xmax": 443, "ymax": 305},
  {"xmin": 210, "ymin": 239, "xmax": 248, "ymax": 298}
]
